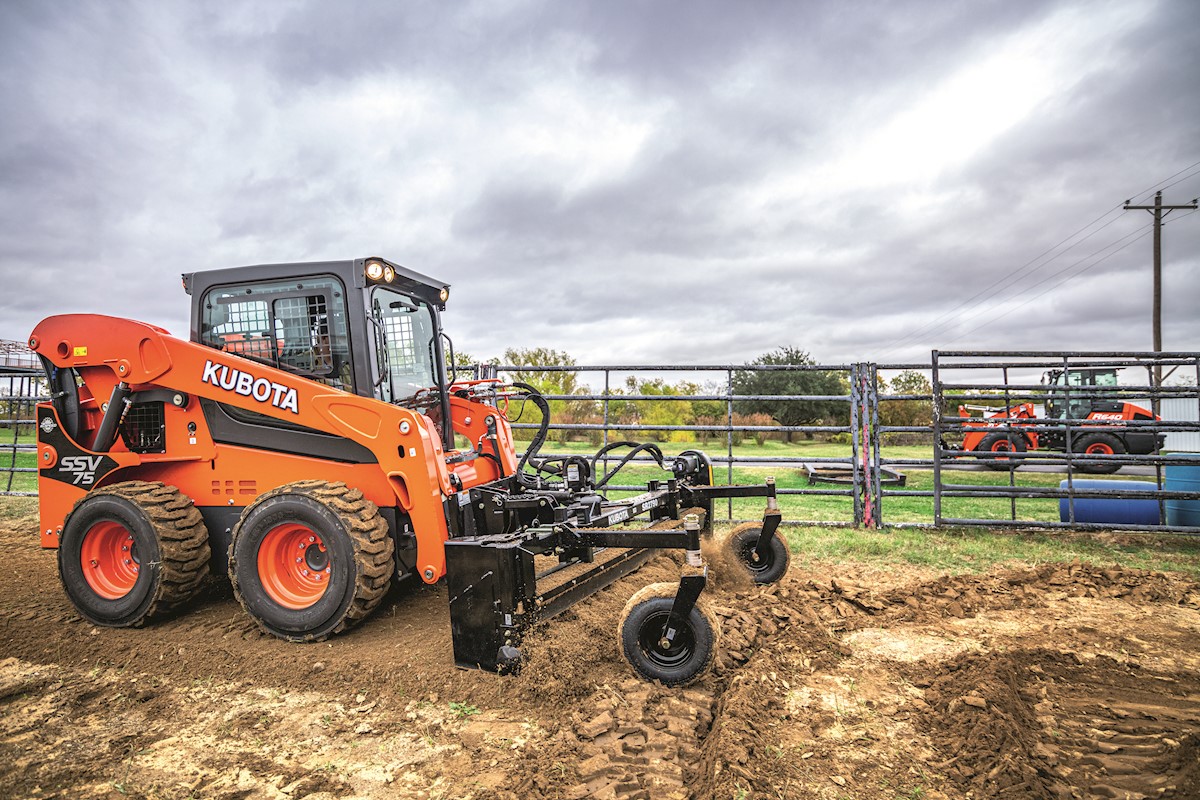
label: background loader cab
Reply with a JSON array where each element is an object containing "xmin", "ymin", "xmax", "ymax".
[
  {"xmin": 957, "ymin": 366, "xmax": 1163, "ymax": 474},
  {"xmin": 1042, "ymin": 367, "xmax": 1121, "ymax": 422}
]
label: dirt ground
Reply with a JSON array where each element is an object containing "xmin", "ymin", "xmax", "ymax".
[{"xmin": 1, "ymin": 503, "xmax": 1199, "ymax": 800}]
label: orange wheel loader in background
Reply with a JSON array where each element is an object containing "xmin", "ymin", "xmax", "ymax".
[
  {"xmin": 954, "ymin": 367, "xmax": 1164, "ymax": 475},
  {"xmin": 29, "ymin": 257, "xmax": 788, "ymax": 686}
]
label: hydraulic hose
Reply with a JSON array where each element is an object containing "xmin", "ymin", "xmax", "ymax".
[
  {"xmin": 592, "ymin": 442, "xmax": 665, "ymax": 489},
  {"xmin": 510, "ymin": 382, "xmax": 550, "ymax": 485}
]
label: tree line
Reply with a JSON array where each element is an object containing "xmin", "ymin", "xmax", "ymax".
[{"xmin": 456, "ymin": 346, "xmax": 934, "ymax": 445}]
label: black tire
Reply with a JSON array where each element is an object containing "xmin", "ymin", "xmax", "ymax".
[
  {"xmin": 724, "ymin": 523, "xmax": 790, "ymax": 584},
  {"xmin": 976, "ymin": 432, "xmax": 1027, "ymax": 471},
  {"xmin": 1073, "ymin": 432, "xmax": 1125, "ymax": 475},
  {"xmin": 618, "ymin": 582, "xmax": 719, "ymax": 686},
  {"xmin": 58, "ymin": 481, "xmax": 210, "ymax": 627},
  {"xmin": 229, "ymin": 480, "xmax": 393, "ymax": 642}
]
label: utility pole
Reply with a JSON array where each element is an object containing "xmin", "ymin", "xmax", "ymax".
[{"xmin": 1123, "ymin": 190, "xmax": 1198, "ymax": 387}]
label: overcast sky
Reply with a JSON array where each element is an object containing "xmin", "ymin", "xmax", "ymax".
[{"xmin": 1, "ymin": 0, "xmax": 1197, "ymax": 375}]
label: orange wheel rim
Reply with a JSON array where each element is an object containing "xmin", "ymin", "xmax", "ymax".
[
  {"xmin": 258, "ymin": 523, "xmax": 331, "ymax": 609},
  {"xmin": 1086, "ymin": 442, "xmax": 1113, "ymax": 455},
  {"xmin": 80, "ymin": 521, "xmax": 140, "ymax": 599},
  {"xmin": 991, "ymin": 441, "xmax": 1013, "ymax": 453}
]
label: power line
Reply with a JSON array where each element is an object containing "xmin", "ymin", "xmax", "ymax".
[
  {"xmin": 878, "ymin": 208, "xmax": 1126, "ymax": 356},
  {"xmin": 1158, "ymin": 167, "xmax": 1200, "ymax": 193},
  {"xmin": 947, "ymin": 224, "xmax": 1154, "ymax": 342},
  {"xmin": 880, "ymin": 163, "xmax": 1200, "ymax": 359},
  {"xmin": 1129, "ymin": 159, "xmax": 1200, "ymax": 199},
  {"xmin": 948, "ymin": 208, "xmax": 1195, "ymax": 345}
]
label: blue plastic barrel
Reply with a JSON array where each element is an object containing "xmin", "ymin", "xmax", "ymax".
[
  {"xmin": 1164, "ymin": 464, "xmax": 1200, "ymax": 527},
  {"xmin": 1058, "ymin": 479, "xmax": 1159, "ymax": 525}
]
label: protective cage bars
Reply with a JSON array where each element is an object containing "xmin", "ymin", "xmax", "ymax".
[{"xmin": 5, "ymin": 351, "xmax": 1200, "ymax": 534}]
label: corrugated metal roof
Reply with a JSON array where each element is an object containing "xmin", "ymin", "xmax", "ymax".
[{"xmin": 0, "ymin": 340, "xmax": 37, "ymax": 369}]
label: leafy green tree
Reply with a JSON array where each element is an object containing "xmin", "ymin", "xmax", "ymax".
[
  {"xmin": 879, "ymin": 370, "xmax": 933, "ymax": 441},
  {"xmin": 503, "ymin": 348, "xmax": 595, "ymax": 443},
  {"xmin": 618, "ymin": 377, "xmax": 698, "ymax": 443},
  {"xmin": 732, "ymin": 348, "xmax": 848, "ymax": 441},
  {"xmin": 689, "ymin": 381, "xmax": 729, "ymax": 446},
  {"xmin": 691, "ymin": 381, "xmax": 726, "ymax": 421}
]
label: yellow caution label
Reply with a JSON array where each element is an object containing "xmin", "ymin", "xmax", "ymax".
[{"xmin": 73, "ymin": 346, "xmax": 88, "ymax": 357}]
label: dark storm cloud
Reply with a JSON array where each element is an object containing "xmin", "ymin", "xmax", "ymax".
[
  {"xmin": 452, "ymin": 136, "xmax": 775, "ymax": 260},
  {"xmin": 0, "ymin": 0, "xmax": 1197, "ymax": 369}
]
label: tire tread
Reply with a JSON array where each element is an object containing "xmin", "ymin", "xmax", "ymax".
[
  {"xmin": 61, "ymin": 480, "xmax": 211, "ymax": 626},
  {"xmin": 230, "ymin": 480, "xmax": 393, "ymax": 641}
]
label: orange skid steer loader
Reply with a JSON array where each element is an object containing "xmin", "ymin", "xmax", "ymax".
[{"xmin": 29, "ymin": 257, "xmax": 787, "ymax": 686}]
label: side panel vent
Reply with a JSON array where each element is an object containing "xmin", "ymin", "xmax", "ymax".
[{"xmin": 120, "ymin": 402, "xmax": 166, "ymax": 454}]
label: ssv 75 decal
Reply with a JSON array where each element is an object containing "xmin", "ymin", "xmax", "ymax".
[{"xmin": 59, "ymin": 455, "xmax": 104, "ymax": 485}]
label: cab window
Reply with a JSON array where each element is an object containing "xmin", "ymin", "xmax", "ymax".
[
  {"xmin": 371, "ymin": 285, "xmax": 438, "ymax": 404},
  {"xmin": 199, "ymin": 276, "xmax": 354, "ymax": 392}
]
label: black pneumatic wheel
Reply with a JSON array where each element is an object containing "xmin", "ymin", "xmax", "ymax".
[
  {"xmin": 58, "ymin": 481, "xmax": 211, "ymax": 627},
  {"xmin": 724, "ymin": 522, "xmax": 790, "ymax": 584},
  {"xmin": 1073, "ymin": 432, "xmax": 1125, "ymax": 475},
  {"xmin": 229, "ymin": 480, "xmax": 394, "ymax": 642},
  {"xmin": 618, "ymin": 582, "xmax": 720, "ymax": 686},
  {"xmin": 976, "ymin": 433, "xmax": 1027, "ymax": 470}
]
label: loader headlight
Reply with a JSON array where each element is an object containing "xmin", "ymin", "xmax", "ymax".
[
  {"xmin": 365, "ymin": 260, "xmax": 385, "ymax": 281},
  {"xmin": 383, "ymin": 265, "xmax": 396, "ymax": 283},
  {"xmin": 439, "ymin": 287, "xmax": 449, "ymax": 302}
]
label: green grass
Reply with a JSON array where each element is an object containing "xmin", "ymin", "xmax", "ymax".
[
  {"xmin": 519, "ymin": 436, "xmax": 931, "ymax": 462},
  {"xmin": 3, "ymin": 430, "xmax": 1163, "ymax": 527},
  {"xmin": 6, "ymin": 428, "xmax": 1196, "ymax": 580},
  {"xmin": 768, "ymin": 524, "xmax": 1200, "ymax": 579},
  {"xmin": 522, "ymin": 437, "xmax": 1152, "ymax": 526},
  {"xmin": 0, "ymin": 430, "xmax": 36, "ymax": 494},
  {"xmin": 3, "ymin": 488, "xmax": 1196, "ymax": 580},
  {"xmin": 596, "ymin": 462, "xmax": 1152, "ymax": 526}
]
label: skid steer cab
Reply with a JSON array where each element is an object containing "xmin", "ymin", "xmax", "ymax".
[{"xmin": 29, "ymin": 257, "xmax": 789, "ymax": 686}]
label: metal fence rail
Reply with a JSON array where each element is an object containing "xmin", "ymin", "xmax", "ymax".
[
  {"xmin": 1, "ymin": 368, "xmax": 46, "ymax": 498},
  {"xmin": 483, "ymin": 362, "xmax": 863, "ymax": 523},
  {"xmin": 931, "ymin": 351, "xmax": 1200, "ymax": 535},
  {"xmin": 5, "ymin": 351, "xmax": 1200, "ymax": 535}
]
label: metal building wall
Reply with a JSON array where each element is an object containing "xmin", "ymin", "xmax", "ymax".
[{"xmin": 1162, "ymin": 397, "xmax": 1200, "ymax": 452}]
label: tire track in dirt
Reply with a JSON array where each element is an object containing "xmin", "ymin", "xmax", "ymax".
[
  {"xmin": 913, "ymin": 649, "xmax": 1200, "ymax": 798},
  {"xmin": 526, "ymin": 562, "xmax": 1200, "ymax": 800}
]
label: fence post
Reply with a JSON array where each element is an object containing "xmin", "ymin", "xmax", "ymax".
[
  {"xmin": 726, "ymin": 368, "xmax": 734, "ymax": 521},
  {"xmin": 602, "ymin": 369, "xmax": 610, "ymax": 486},
  {"xmin": 1001, "ymin": 365, "xmax": 1017, "ymax": 522},
  {"xmin": 866, "ymin": 363, "xmax": 882, "ymax": 528},
  {"xmin": 850, "ymin": 364, "xmax": 863, "ymax": 527},
  {"xmin": 931, "ymin": 351, "xmax": 943, "ymax": 526},
  {"xmin": 851, "ymin": 363, "xmax": 882, "ymax": 529}
]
